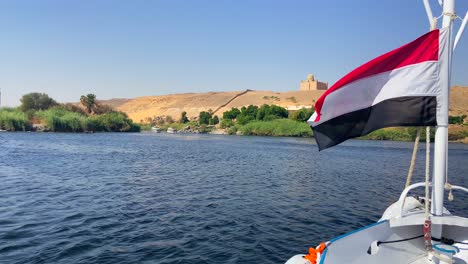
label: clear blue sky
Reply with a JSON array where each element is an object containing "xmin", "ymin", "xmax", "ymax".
[{"xmin": 1, "ymin": 0, "xmax": 467, "ymax": 106}]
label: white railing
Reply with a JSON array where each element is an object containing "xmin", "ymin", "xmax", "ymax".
[
  {"xmin": 398, "ymin": 182, "xmax": 429, "ymax": 217},
  {"xmin": 398, "ymin": 182, "xmax": 468, "ymax": 217}
]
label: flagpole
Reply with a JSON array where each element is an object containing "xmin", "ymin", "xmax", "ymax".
[{"xmin": 432, "ymin": 0, "xmax": 455, "ymax": 217}]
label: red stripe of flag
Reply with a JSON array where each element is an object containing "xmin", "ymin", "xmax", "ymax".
[{"xmin": 314, "ymin": 29, "xmax": 440, "ymax": 122}]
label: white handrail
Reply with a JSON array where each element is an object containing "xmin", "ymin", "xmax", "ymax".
[
  {"xmin": 398, "ymin": 183, "xmax": 468, "ymax": 217},
  {"xmin": 450, "ymin": 185, "xmax": 468, "ymax": 193},
  {"xmin": 399, "ymin": 182, "xmax": 429, "ymax": 217}
]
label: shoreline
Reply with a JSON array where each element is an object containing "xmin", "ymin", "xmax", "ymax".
[{"xmin": 1, "ymin": 129, "xmax": 467, "ymax": 144}]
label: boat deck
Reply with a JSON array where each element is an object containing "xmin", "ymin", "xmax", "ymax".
[{"xmin": 408, "ymin": 243, "xmax": 468, "ymax": 264}]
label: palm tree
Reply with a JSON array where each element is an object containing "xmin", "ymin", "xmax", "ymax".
[{"xmin": 80, "ymin": 94, "xmax": 97, "ymax": 114}]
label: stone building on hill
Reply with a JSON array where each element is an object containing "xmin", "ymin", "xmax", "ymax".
[{"xmin": 299, "ymin": 74, "xmax": 328, "ymax": 91}]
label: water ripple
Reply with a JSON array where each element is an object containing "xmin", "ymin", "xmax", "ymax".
[{"xmin": 0, "ymin": 132, "xmax": 466, "ymax": 263}]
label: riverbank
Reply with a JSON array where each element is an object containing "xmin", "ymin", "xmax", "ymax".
[
  {"xmin": 0, "ymin": 107, "xmax": 140, "ymax": 132},
  {"xmin": 2, "ymin": 99, "xmax": 467, "ymax": 143},
  {"xmin": 145, "ymin": 119, "xmax": 468, "ymax": 143}
]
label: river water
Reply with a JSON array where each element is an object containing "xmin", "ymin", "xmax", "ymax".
[{"xmin": 0, "ymin": 132, "xmax": 466, "ymax": 264}]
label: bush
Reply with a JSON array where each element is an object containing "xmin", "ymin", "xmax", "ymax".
[
  {"xmin": 236, "ymin": 114, "xmax": 255, "ymax": 125},
  {"xmin": 80, "ymin": 94, "xmax": 97, "ymax": 114},
  {"xmin": 199, "ymin": 111, "xmax": 212, "ymax": 125},
  {"xmin": 239, "ymin": 119, "xmax": 313, "ymax": 137},
  {"xmin": 290, "ymin": 107, "xmax": 314, "ymax": 122},
  {"xmin": 20, "ymin": 92, "xmax": 58, "ymax": 112},
  {"xmin": 198, "ymin": 124, "xmax": 214, "ymax": 133},
  {"xmin": 362, "ymin": 128, "xmax": 412, "ymax": 141},
  {"xmin": 209, "ymin": 115, "xmax": 219, "ymax": 125},
  {"xmin": 241, "ymin": 105, "xmax": 258, "ymax": 118},
  {"xmin": 0, "ymin": 108, "xmax": 30, "ymax": 131},
  {"xmin": 223, "ymin": 108, "xmax": 240, "ymax": 120},
  {"xmin": 36, "ymin": 108, "xmax": 86, "ymax": 132},
  {"xmin": 449, "ymin": 115, "xmax": 466, "ymax": 125},
  {"xmin": 180, "ymin": 111, "xmax": 189, "ymax": 123},
  {"xmin": 406, "ymin": 127, "xmax": 436, "ymax": 141},
  {"xmin": 221, "ymin": 119, "xmax": 234, "ymax": 128},
  {"xmin": 82, "ymin": 116, "xmax": 103, "ymax": 132},
  {"xmin": 95, "ymin": 111, "xmax": 140, "ymax": 132},
  {"xmin": 256, "ymin": 104, "xmax": 288, "ymax": 121},
  {"xmin": 227, "ymin": 126, "xmax": 238, "ymax": 135},
  {"xmin": 36, "ymin": 108, "xmax": 140, "ymax": 132},
  {"xmin": 361, "ymin": 127, "xmax": 436, "ymax": 141}
]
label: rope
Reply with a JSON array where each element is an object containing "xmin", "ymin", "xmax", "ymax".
[
  {"xmin": 424, "ymin": 127, "xmax": 432, "ymax": 253},
  {"xmin": 425, "ymin": 126, "xmax": 431, "ymax": 217},
  {"xmin": 405, "ymin": 128, "xmax": 421, "ymax": 188},
  {"xmin": 377, "ymin": 235, "xmax": 424, "ymax": 246},
  {"xmin": 367, "ymin": 235, "xmax": 424, "ymax": 255}
]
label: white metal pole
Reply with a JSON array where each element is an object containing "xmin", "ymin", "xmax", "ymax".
[
  {"xmin": 423, "ymin": 0, "xmax": 435, "ymax": 29},
  {"xmin": 432, "ymin": 0, "xmax": 455, "ymax": 216},
  {"xmin": 454, "ymin": 11, "xmax": 468, "ymax": 50}
]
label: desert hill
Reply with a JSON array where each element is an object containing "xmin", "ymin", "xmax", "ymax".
[{"xmin": 103, "ymin": 87, "xmax": 467, "ymax": 123}]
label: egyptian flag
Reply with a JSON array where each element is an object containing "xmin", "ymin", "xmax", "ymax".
[{"xmin": 308, "ymin": 28, "xmax": 450, "ymax": 151}]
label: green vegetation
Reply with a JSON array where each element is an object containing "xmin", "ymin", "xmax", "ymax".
[
  {"xmin": 236, "ymin": 105, "xmax": 258, "ymax": 125},
  {"xmin": 138, "ymin": 123, "xmax": 153, "ymax": 131},
  {"xmin": 180, "ymin": 111, "xmax": 189, "ymax": 123},
  {"xmin": 240, "ymin": 119, "xmax": 312, "ymax": 137},
  {"xmin": 159, "ymin": 121, "xmax": 194, "ymax": 131},
  {"xmin": 5, "ymin": 92, "xmax": 467, "ymax": 142},
  {"xmin": 361, "ymin": 127, "xmax": 437, "ymax": 142},
  {"xmin": 218, "ymin": 105, "xmax": 313, "ymax": 137},
  {"xmin": 256, "ymin": 104, "xmax": 288, "ymax": 121},
  {"xmin": 361, "ymin": 128, "xmax": 416, "ymax": 141},
  {"xmin": 36, "ymin": 108, "xmax": 85, "ymax": 132},
  {"xmin": 223, "ymin": 108, "xmax": 240, "ymax": 120},
  {"xmin": 210, "ymin": 115, "xmax": 219, "ymax": 125},
  {"xmin": 198, "ymin": 124, "xmax": 215, "ymax": 133},
  {"xmin": 199, "ymin": 111, "xmax": 212, "ymax": 125},
  {"xmin": 20, "ymin": 92, "xmax": 58, "ymax": 112},
  {"xmin": 449, "ymin": 115, "xmax": 466, "ymax": 125},
  {"xmin": 0, "ymin": 108, "xmax": 30, "ymax": 131},
  {"xmin": 227, "ymin": 126, "xmax": 238, "ymax": 135},
  {"xmin": 80, "ymin": 94, "xmax": 97, "ymax": 114},
  {"xmin": 216, "ymin": 105, "xmax": 468, "ymax": 141},
  {"xmin": 0, "ymin": 93, "xmax": 140, "ymax": 132},
  {"xmin": 220, "ymin": 119, "xmax": 234, "ymax": 128},
  {"xmin": 35, "ymin": 107, "xmax": 140, "ymax": 132},
  {"xmin": 289, "ymin": 107, "xmax": 314, "ymax": 122},
  {"xmin": 361, "ymin": 126, "xmax": 468, "ymax": 142}
]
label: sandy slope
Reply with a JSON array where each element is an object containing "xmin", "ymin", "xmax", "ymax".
[
  {"xmin": 115, "ymin": 90, "xmax": 325, "ymax": 122},
  {"xmin": 107, "ymin": 87, "xmax": 467, "ymax": 123},
  {"xmin": 449, "ymin": 86, "xmax": 468, "ymax": 116}
]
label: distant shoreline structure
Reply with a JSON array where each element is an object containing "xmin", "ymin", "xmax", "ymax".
[{"xmin": 299, "ymin": 74, "xmax": 328, "ymax": 91}]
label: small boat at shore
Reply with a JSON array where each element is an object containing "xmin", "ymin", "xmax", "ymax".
[
  {"xmin": 286, "ymin": 1, "xmax": 468, "ymax": 263},
  {"xmin": 167, "ymin": 127, "xmax": 177, "ymax": 134},
  {"xmin": 151, "ymin": 126, "xmax": 162, "ymax": 133}
]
